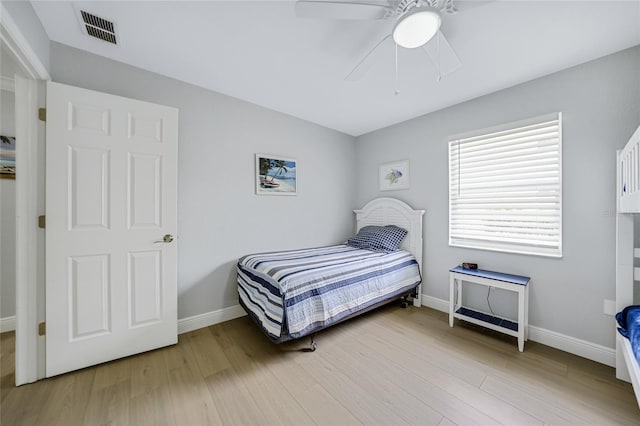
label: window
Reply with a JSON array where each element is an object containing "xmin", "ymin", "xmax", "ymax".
[{"xmin": 448, "ymin": 113, "xmax": 562, "ymax": 257}]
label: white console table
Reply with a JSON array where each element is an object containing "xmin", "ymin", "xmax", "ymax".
[{"xmin": 449, "ymin": 266, "xmax": 530, "ymax": 352}]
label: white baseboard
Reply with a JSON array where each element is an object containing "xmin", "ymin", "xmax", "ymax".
[
  {"xmin": 2, "ymin": 307, "xmax": 245, "ymax": 335},
  {"xmin": 528, "ymin": 325, "xmax": 615, "ymax": 367},
  {"xmin": 178, "ymin": 304, "xmax": 247, "ymax": 335},
  {"xmin": 421, "ymin": 294, "xmax": 616, "ymax": 367},
  {"xmin": 421, "ymin": 294, "xmax": 450, "ymax": 313},
  {"xmin": 0, "ymin": 316, "xmax": 16, "ymax": 332}
]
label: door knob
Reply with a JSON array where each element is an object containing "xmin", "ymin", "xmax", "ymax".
[{"xmin": 154, "ymin": 234, "xmax": 174, "ymax": 243}]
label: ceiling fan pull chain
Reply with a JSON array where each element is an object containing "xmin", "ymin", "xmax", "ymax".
[
  {"xmin": 436, "ymin": 31, "xmax": 442, "ymax": 82},
  {"xmin": 395, "ymin": 42, "xmax": 400, "ymax": 95}
]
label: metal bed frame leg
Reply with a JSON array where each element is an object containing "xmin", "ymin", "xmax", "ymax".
[
  {"xmin": 309, "ymin": 333, "xmax": 317, "ymax": 352},
  {"xmin": 400, "ymin": 296, "xmax": 410, "ymax": 308}
]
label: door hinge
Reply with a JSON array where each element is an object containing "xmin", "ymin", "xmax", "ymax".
[
  {"xmin": 38, "ymin": 108, "xmax": 46, "ymax": 122},
  {"xmin": 38, "ymin": 322, "xmax": 46, "ymax": 336},
  {"xmin": 38, "ymin": 215, "xmax": 45, "ymax": 229}
]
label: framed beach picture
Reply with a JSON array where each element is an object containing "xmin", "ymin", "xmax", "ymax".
[
  {"xmin": 0, "ymin": 136, "xmax": 16, "ymax": 179},
  {"xmin": 255, "ymin": 154, "xmax": 297, "ymax": 195},
  {"xmin": 379, "ymin": 160, "xmax": 409, "ymax": 191}
]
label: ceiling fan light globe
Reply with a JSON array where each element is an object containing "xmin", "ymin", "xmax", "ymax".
[{"xmin": 393, "ymin": 7, "xmax": 441, "ymax": 49}]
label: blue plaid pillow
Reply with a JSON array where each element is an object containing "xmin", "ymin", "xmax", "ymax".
[{"xmin": 347, "ymin": 225, "xmax": 408, "ymax": 253}]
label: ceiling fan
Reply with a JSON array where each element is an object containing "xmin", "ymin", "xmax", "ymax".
[{"xmin": 296, "ymin": 0, "xmax": 480, "ymax": 84}]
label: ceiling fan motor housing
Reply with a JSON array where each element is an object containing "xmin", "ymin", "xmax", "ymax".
[{"xmin": 393, "ymin": 6, "xmax": 442, "ymax": 49}]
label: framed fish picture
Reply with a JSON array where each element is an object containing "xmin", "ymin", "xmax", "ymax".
[
  {"xmin": 379, "ymin": 160, "xmax": 409, "ymax": 191},
  {"xmin": 0, "ymin": 135, "xmax": 16, "ymax": 179},
  {"xmin": 255, "ymin": 154, "xmax": 297, "ymax": 195}
]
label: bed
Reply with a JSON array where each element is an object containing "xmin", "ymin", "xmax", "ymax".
[
  {"xmin": 616, "ymin": 124, "xmax": 640, "ymax": 408},
  {"xmin": 237, "ymin": 197, "xmax": 425, "ymax": 349}
]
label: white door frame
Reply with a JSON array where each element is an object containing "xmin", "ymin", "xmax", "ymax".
[{"xmin": 1, "ymin": 3, "xmax": 51, "ymax": 385}]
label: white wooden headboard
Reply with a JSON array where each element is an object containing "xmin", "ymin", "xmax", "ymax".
[
  {"xmin": 354, "ymin": 198, "xmax": 425, "ymax": 307},
  {"xmin": 619, "ymin": 125, "xmax": 640, "ymax": 213},
  {"xmin": 616, "ymin": 124, "xmax": 640, "ymax": 404}
]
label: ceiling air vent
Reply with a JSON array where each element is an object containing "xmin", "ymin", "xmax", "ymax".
[{"xmin": 79, "ymin": 10, "xmax": 117, "ymax": 45}]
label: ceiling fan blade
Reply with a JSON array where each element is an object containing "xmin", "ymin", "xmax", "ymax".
[
  {"xmin": 295, "ymin": 1, "xmax": 392, "ymax": 20},
  {"xmin": 422, "ymin": 31, "xmax": 462, "ymax": 78},
  {"xmin": 448, "ymin": 0, "xmax": 495, "ymax": 14},
  {"xmin": 345, "ymin": 34, "xmax": 392, "ymax": 81}
]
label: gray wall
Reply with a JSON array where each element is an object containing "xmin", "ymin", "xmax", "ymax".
[
  {"xmin": 45, "ymin": 40, "xmax": 640, "ymax": 348},
  {"xmin": 49, "ymin": 42, "xmax": 357, "ymax": 319},
  {"xmin": 0, "ymin": 89, "xmax": 16, "ymax": 318},
  {"xmin": 355, "ymin": 46, "xmax": 640, "ymax": 348}
]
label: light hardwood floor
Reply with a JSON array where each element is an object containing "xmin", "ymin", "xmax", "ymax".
[{"xmin": 2, "ymin": 305, "xmax": 639, "ymax": 425}]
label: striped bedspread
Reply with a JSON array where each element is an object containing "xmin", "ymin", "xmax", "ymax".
[{"xmin": 237, "ymin": 245, "xmax": 422, "ymax": 342}]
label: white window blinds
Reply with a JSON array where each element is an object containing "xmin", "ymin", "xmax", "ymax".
[{"xmin": 449, "ymin": 113, "xmax": 562, "ymax": 257}]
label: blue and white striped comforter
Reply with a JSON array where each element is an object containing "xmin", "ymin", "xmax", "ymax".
[{"xmin": 237, "ymin": 245, "xmax": 422, "ymax": 341}]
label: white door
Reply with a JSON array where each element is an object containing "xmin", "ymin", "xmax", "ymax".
[{"xmin": 45, "ymin": 81, "xmax": 178, "ymax": 377}]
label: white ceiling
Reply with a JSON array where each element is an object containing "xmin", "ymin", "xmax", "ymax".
[{"xmin": 31, "ymin": 0, "xmax": 640, "ymax": 136}]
